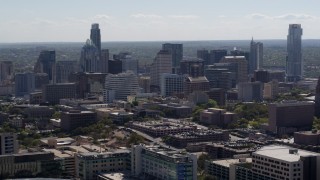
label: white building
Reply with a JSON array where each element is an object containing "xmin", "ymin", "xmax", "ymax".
[
  {"xmin": 103, "ymin": 72, "xmax": 140, "ymax": 103},
  {"xmin": 160, "ymin": 73, "xmax": 185, "ymax": 96}
]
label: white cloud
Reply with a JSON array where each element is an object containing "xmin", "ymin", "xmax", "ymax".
[
  {"xmin": 247, "ymin": 13, "xmax": 318, "ymax": 20},
  {"xmin": 92, "ymin": 14, "xmax": 112, "ymax": 20},
  {"xmin": 131, "ymin": 13, "xmax": 162, "ymax": 19}
]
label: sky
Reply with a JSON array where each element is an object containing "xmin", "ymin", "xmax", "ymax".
[{"xmin": 1, "ymin": 0, "xmax": 320, "ymax": 42}]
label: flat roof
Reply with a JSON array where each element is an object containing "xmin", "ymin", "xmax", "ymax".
[
  {"xmin": 211, "ymin": 158, "xmax": 252, "ymax": 168},
  {"xmin": 254, "ymin": 145, "xmax": 319, "ymax": 162}
]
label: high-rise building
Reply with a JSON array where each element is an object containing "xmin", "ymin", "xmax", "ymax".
[
  {"xmin": 249, "ymin": 38, "xmax": 263, "ymax": 74},
  {"xmin": 197, "ymin": 49, "xmax": 210, "ymax": 65},
  {"xmin": 108, "ymin": 59, "xmax": 122, "ymax": 74},
  {"xmin": 268, "ymin": 101, "xmax": 314, "ymax": 135},
  {"xmin": 180, "ymin": 57, "xmax": 204, "ymax": 77},
  {"xmin": 238, "ymin": 81, "xmax": 263, "ymax": 102},
  {"xmin": 103, "ymin": 72, "xmax": 140, "ymax": 103},
  {"xmin": 114, "ymin": 52, "xmax": 138, "ymax": 74},
  {"xmin": 220, "ymin": 56, "xmax": 248, "ymax": 83},
  {"xmin": 0, "ymin": 61, "xmax": 13, "ymax": 85},
  {"xmin": 34, "ymin": 50, "xmax": 56, "ymax": 82},
  {"xmin": 55, "ymin": 61, "xmax": 78, "ymax": 83},
  {"xmin": 42, "ymin": 83, "xmax": 77, "ymax": 104},
  {"xmin": 205, "ymin": 64, "xmax": 237, "ymax": 89},
  {"xmin": 150, "ymin": 50, "xmax": 172, "ymax": 87},
  {"xmin": 35, "ymin": 73, "xmax": 49, "ymax": 90},
  {"xmin": 286, "ymin": 24, "xmax": 303, "ymax": 82},
  {"xmin": 263, "ymin": 80, "xmax": 279, "ymax": 100},
  {"xmin": 15, "ymin": 73, "xmax": 35, "ymax": 97},
  {"xmin": 160, "ymin": 73, "xmax": 185, "ymax": 97},
  {"xmin": 99, "ymin": 49, "xmax": 109, "ymax": 73},
  {"xmin": 80, "ymin": 39, "xmax": 100, "ymax": 73},
  {"xmin": 210, "ymin": 49, "xmax": 228, "ymax": 64},
  {"xmin": 90, "ymin": 23, "xmax": 101, "ymax": 53},
  {"xmin": 0, "ymin": 133, "xmax": 18, "ymax": 155},
  {"xmin": 315, "ymin": 76, "xmax": 320, "ymax": 118},
  {"xmin": 138, "ymin": 76, "xmax": 151, "ymax": 93},
  {"xmin": 162, "ymin": 43, "xmax": 183, "ymax": 73}
]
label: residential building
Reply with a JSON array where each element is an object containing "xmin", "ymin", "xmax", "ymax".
[
  {"xmin": 249, "ymin": 39, "xmax": 263, "ymax": 74},
  {"xmin": 132, "ymin": 145, "xmax": 197, "ymax": 180},
  {"xmin": 103, "ymin": 72, "xmax": 140, "ymax": 103},
  {"xmin": 286, "ymin": 24, "xmax": 303, "ymax": 82},
  {"xmin": 0, "ymin": 133, "xmax": 18, "ymax": 155}
]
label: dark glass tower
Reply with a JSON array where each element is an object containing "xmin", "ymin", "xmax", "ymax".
[
  {"xmin": 34, "ymin": 50, "xmax": 56, "ymax": 82},
  {"xmin": 90, "ymin": 23, "xmax": 101, "ymax": 53},
  {"xmin": 286, "ymin": 24, "xmax": 303, "ymax": 82},
  {"xmin": 162, "ymin": 43, "xmax": 183, "ymax": 74}
]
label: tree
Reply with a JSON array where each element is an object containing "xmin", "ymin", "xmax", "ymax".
[
  {"xmin": 197, "ymin": 153, "xmax": 210, "ymax": 171},
  {"xmin": 127, "ymin": 132, "xmax": 144, "ymax": 146}
]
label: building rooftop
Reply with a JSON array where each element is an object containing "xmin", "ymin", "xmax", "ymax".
[
  {"xmin": 210, "ymin": 158, "xmax": 252, "ymax": 168},
  {"xmin": 254, "ymin": 145, "xmax": 320, "ymax": 162}
]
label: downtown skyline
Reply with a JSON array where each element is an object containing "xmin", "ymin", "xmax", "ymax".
[{"xmin": 1, "ymin": 0, "xmax": 320, "ymax": 42}]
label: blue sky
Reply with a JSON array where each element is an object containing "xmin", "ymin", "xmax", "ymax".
[{"xmin": 1, "ymin": 0, "xmax": 320, "ymax": 42}]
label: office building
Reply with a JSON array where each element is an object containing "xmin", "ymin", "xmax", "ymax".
[
  {"xmin": 205, "ymin": 64, "xmax": 237, "ymax": 89},
  {"xmin": 34, "ymin": 50, "xmax": 56, "ymax": 82},
  {"xmin": 252, "ymin": 145, "xmax": 320, "ymax": 180},
  {"xmin": 0, "ymin": 133, "xmax": 18, "ymax": 155},
  {"xmin": 254, "ymin": 69, "xmax": 269, "ymax": 83},
  {"xmin": 160, "ymin": 73, "xmax": 185, "ymax": 96},
  {"xmin": 205, "ymin": 141, "xmax": 256, "ymax": 159},
  {"xmin": 180, "ymin": 57, "xmax": 204, "ymax": 77},
  {"xmin": 207, "ymin": 88, "xmax": 226, "ymax": 106},
  {"xmin": 99, "ymin": 49, "xmax": 109, "ymax": 73},
  {"xmin": 197, "ymin": 49, "xmax": 210, "ymax": 65},
  {"xmin": 162, "ymin": 43, "xmax": 182, "ymax": 73},
  {"xmin": 80, "ymin": 39, "xmax": 100, "ymax": 73},
  {"xmin": 238, "ymin": 82, "xmax": 263, "ymax": 102},
  {"xmin": 104, "ymin": 72, "xmax": 139, "ymax": 103},
  {"xmin": 90, "ymin": 23, "xmax": 101, "ymax": 53},
  {"xmin": 69, "ymin": 72, "xmax": 107, "ymax": 98},
  {"xmin": 108, "ymin": 59, "xmax": 122, "ymax": 74},
  {"xmin": 268, "ymin": 101, "xmax": 314, "ymax": 135},
  {"xmin": 114, "ymin": 52, "xmax": 138, "ymax": 74},
  {"xmin": 138, "ymin": 76, "xmax": 151, "ymax": 93},
  {"xmin": 76, "ymin": 150, "xmax": 130, "ymax": 180},
  {"xmin": 132, "ymin": 145, "xmax": 197, "ymax": 180},
  {"xmin": 60, "ymin": 110, "xmax": 97, "ymax": 131},
  {"xmin": 185, "ymin": 76, "xmax": 210, "ymax": 95},
  {"xmin": 0, "ymin": 61, "xmax": 13, "ymax": 85},
  {"xmin": 55, "ymin": 61, "xmax": 78, "ymax": 83},
  {"xmin": 294, "ymin": 130, "xmax": 320, "ymax": 146},
  {"xmin": 42, "ymin": 83, "xmax": 77, "ymax": 105},
  {"xmin": 200, "ymin": 108, "xmax": 237, "ymax": 127},
  {"xmin": 263, "ymin": 80, "xmax": 279, "ymax": 100},
  {"xmin": 15, "ymin": 73, "xmax": 35, "ymax": 97},
  {"xmin": 249, "ymin": 39, "xmax": 263, "ymax": 74},
  {"xmin": 150, "ymin": 50, "xmax": 172, "ymax": 87},
  {"xmin": 220, "ymin": 56, "xmax": 248, "ymax": 83},
  {"xmin": 269, "ymin": 70, "xmax": 286, "ymax": 82},
  {"xmin": 286, "ymin": 24, "xmax": 303, "ymax": 82},
  {"xmin": 230, "ymin": 50, "xmax": 250, "ymax": 62},
  {"xmin": 315, "ymin": 76, "xmax": 320, "ymax": 118},
  {"xmin": 35, "ymin": 73, "xmax": 49, "ymax": 90},
  {"xmin": 210, "ymin": 49, "xmax": 228, "ymax": 64}
]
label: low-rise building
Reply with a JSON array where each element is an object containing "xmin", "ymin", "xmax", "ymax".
[
  {"xmin": 132, "ymin": 145, "xmax": 197, "ymax": 180},
  {"xmin": 0, "ymin": 133, "xmax": 18, "ymax": 155},
  {"xmin": 294, "ymin": 130, "xmax": 320, "ymax": 146},
  {"xmin": 200, "ymin": 108, "xmax": 237, "ymax": 128},
  {"xmin": 205, "ymin": 141, "xmax": 257, "ymax": 159},
  {"xmin": 60, "ymin": 110, "xmax": 97, "ymax": 131},
  {"xmin": 158, "ymin": 103, "xmax": 192, "ymax": 118}
]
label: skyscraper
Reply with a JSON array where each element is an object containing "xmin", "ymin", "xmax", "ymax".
[
  {"xmin": 162, "ymin": 43, "xmax": 183, "ymax": 73},
  {"xmin": 0, "ymin": 61, "xmax": 13, "ymax": 85},
  {"xmin": 15, "ymin": 73, "xmax": 35, "ymax": 97},
  {"xmin": 80, "ymin": 39, "xmax": 100, "ymax": 72},
  {"xmin": 286, "ymin": 24, "xmax": 303, "ymax": 82},
  {"xmin": 249, "ymin": 38, "xmax": 263, "ymax": 74},
  {"xmin": 90, "ymin": 23, "xmax": 101, "ymax": 53},
  {"xmin": 150, "ymin": 50, "xmax": 172, "ymax": 87},
  {"xmin": 34, "ymin": 50, "xmax": 56, "ymax": 83}
]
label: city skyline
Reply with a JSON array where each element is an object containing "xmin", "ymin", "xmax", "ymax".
[{"xmin": 1, "ymin": 0, "xmax": 320, "ymax": 42}]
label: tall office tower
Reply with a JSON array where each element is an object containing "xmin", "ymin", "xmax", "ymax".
[
  {"xmin": 162, "ymin": 43, "xmax": 183, "ymax": 73},
  {"xmin": 55, "ymin": 61, "xmax": 78, "ymax": 83},
  {"xmin": 35, "ymin": 73, "xmax": 49, "ymax": 90},
  {"xmin": 315, "ymin": 77, "xmax": 320, "ymax": 118},
  {"xmin": 286, "ymin": 24, "xmax": 303, "ymax": 82},
  {"xmin": 205, "ymin": 64, "xmax": 236, "ymax": 90},
  {"xmin": 268, "ymin": 101, "xmax": 314, "ymax": 136},
  {"xmin": 220, "ymin": 56, "xmax": 248, "ymax": 83},
  {"xmin": 15, "ymin": 73, "xmax": 35, "ymax": 97},
  {"xmin": 210, "ymin": 50, "xmax": 228, "ymax": 64},
  {"xmin": 103, "ymin": 72, "xmax": 140, "ymax": 103},
  {"xmin": 108, "ymin": 59, "xmax": 122, "ymax": 74},
  {"xmin": 249, "ymin": 38, "xmax": 263, "ymax": 74},
  {"xmin": 197, "ymin": 49, "xmax": 210, "ymax": 65},
  {"xmin": 160, "ymin": 73, "xmax": 185, "ymax": 97},
  {"xmin": 237, "ymin": 81, "xmax": 263, "ymax": 102},
  {"xmin": 0, "ymin": 61, "xmax": 13, "ymax": 85},
  {"xmin": 150, "ymin": 50, "xmax": 172, "ymax": 87},
  {"xmin": 139, "ymin": 76, "xmax": 151, "ymax": 93},
  {"xmin": 80, "ymin": 39, "xmax": 100, "ymax": 72},
  {"xmin": 180, "ymin": 57, "xmax": 204, "ymax": 77},
  {"xmin": 99, "ymin": 49, "xmax": 109, "ymax": 73},
  {"xmin": 114, "ymin": 52, "xmax": 138, "ymax": 74},
  {"xmin": 90, "ymin": 23, "xmax": 101, "ymax": 53},
  {"xmin": 0, "ymin": 133, "xmax": 18, "ymax": 155},
  {"xmin": 34, "ymin": 50, "xmax": 56, "ymax": 82}
]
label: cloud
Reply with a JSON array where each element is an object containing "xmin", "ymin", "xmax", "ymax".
[
  {"xmin": 131, "ymin": 13, "xmax": 162, "ymax": 19},
  {"xmin": 92, "ymin": 14, "xmax": 112, "ymax": 20},
  {"xmin": 168, "ymin": 15, "xmax": 199, "ymax": 19},
  {"xmin": 247, "ymin": 13, "xmax": 318, "ymax": 20}
]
